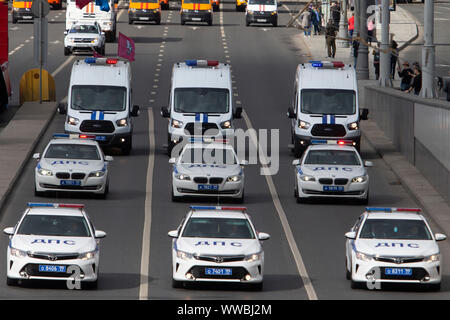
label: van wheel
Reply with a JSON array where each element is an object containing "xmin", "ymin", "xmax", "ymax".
[
  {"xmin": 181, "ymin": 19, "xmax": 185, "ymax": 25},
  {"xmin": 6, "ymin": 277, "xmax": 18, "ymax": 286},
  {"xmin": 128, "ymin": 18, "xmax": 133, "ymax": 25},
  {"xmin": 208, "ymin": 19, "xmax": 212, "ymax": 26},
  {"xmin": 64, "ymin": 47, "xmax": 70, "ymax": 56},
  {"xmin": 293, "ymin": 139, "xmax": 305, "ymax": 158},
  {"xmin": 12, "ymin": 18, "xmax": 17, "ymax": 24}
]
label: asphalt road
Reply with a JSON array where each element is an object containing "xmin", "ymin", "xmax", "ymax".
[{"xmin": 1, "ymin": 0, "xmax": 450, "ymax": 300}]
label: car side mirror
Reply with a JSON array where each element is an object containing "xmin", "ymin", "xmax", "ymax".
[
  {"xmin": 95, "ymin": 230, "xmax": 107, "ymax": 239},
  {"xmin": 64, "ymin": 30, "xmax": 68, "ymax": 35},
  {"xmin": 58, "ymin": 102, "xmax": 67, "ymax": 115},
  {"xmin": 435, "ymin": 233, "xmax": 447, "ymax": 241},
  {"xmin": 161, "ymin": 106, "xmax": 170, "ymax": 118},
  {"xmin": 360, "ymin": 108, "xmax": 369, "ymax": 120},
  {"xmin": 364, "ymin": 161, "xmax": 373, "ymax": 167},
  {"xmin": 287, "ymin": 107, "xmax": 296, "ymax": 119},
  {"xmin": 131, "ymin": 105, "xmax": 140, "ymax": 117},
  {"xmin": 169, "ymin": 158, "xmax": 176, "ymax": 164},
  {"xmin": 345, "ymin": 231, "xmax": 356, "ymax": 239},
  {"xmin": 105, "ymin": 155, "xmax": 114, "ymax": 162},
  {"xmin": 258, "ymin": 232, "xmax": 270, "ymax": 241},
  {"xmin": 234, "ymin": 107, "xmax": 243, "ymax": 119},
  {"xmin": 168, "ymin": 230, "xmax": 179, "ymax": 238},
  {"xmin": 240, "ymin": 160, "xmax": 249, "ymax": 166},
  {"xmin": 3, "ymin": 227, "xmax": 14, "ymax": 236},
  {"xmin": 33, "ymin": 153, "xmax": 40, "ymax": 160},
  {"xmin": 292, "ymin": 159, "xmax": 300, "ymax": 166}
]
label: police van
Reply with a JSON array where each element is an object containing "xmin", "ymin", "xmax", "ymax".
[
  {"xmin": 287, "ymin": 61, "xmax": 369, "ymax": 157},
  {"xmin": 58, "ymin": 57, "xmax": 139, "ymax": 155},
  {"xmin": 161, "ymin": 60, "xmax": 242, "ymax": 156}
]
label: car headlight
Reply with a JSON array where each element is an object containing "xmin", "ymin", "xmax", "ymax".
[
  {"xmin": 355, "ymin": 251, "xmax": 373, "ymax": 262},
  {"xmin": 298, "ymin": 120, "xmax": 310, "ymax": 129},
  {"xmin": 175, "ymin": 173, "xmax": 190, "ymax": 181},
  {"xmin": 227, "ymin": 175, "xmax": 242, "ymax": 182},
  {"xmin": 207, "ymin": 9, "xmax": 212, "ymax": 13},
  {"xmin": 182, "ymin": 8, "xmax": 189, "ymax": 12},
  {"xmin": 38, "ymin": 168, "xmax": 53, "ymax": 176},
  {"xmin": 89, "ymin": 171, "xmax": 105, "ymax": 178},
  {"xmin": 171, "ymin": 119, "xmax": 183, "ymax": 128},
  {"xmin": 244, "ymin": 252, "xmax": 262, "ymax": 262},
  {"xmin": 13, "ymin": 7, "xmax": 19, "ymax": 11},
  {"xmin": 351, "ymin": 176, "xmax": 368, "ymax": 183},
  {"xmin": 347, "ymin": 122, "xmax": 359, "ymax": 131},
  {"xmin": 300, "ymin": 175, "xmax": 315, "ymax": 182},
  {"xmin": 10, "ymin": 247, "xmax": 27, "ymax": 258},
  {"xmin": 220, "ymin": 120, "xmax": 232, "ymax": 129},
  {"xmin": 130, "ymin": 8, "xmax": 136, "ymax": 12},
  {"xmin": 67, "ymin": 116, "xmax": 79, "ymax": 126},
  {"xmin": 424, "ymin": 254, "xmax": 440, "ymax": 263},
  {"xmin": 116, "ymin": 118, "xmax": 128, "ymax": 127},
  {"xmin": 78, "ymin": 251, "xmax": 96, "ymax": 260},
  {"xmin": 247, "ymin": 10, "xmax": 254, "ymax": 14},
  {"xmin": 271, "ymin": 10, "xmax": 277, "ymax": 15},
  {"xmin": 154, "ymin": 9, "xmax": 159, "ymax": 13},
  {"xmin": 176, "ymin": 250, "xmax": 194, "ymax": 260},
  {"xmin": 91, "ymin": 39, "xmax": 98, "ymax": 44}
]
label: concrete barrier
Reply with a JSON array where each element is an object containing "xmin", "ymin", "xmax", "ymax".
[{"xmin": 365, "ymin": 86, "xmax": 450, "ymax": 203}]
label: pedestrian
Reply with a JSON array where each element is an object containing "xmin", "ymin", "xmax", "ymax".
[
  {"xmin": 348, "ymin": 13, "xmax": 354, "ymax": 39},
  {"xmin": 311, "ymin": 5, "xmax": 321, "ymax": 35},
  {"xmin": 300, "ymin": 8, "xmax": 312, "ymax": 37},
  {"xmin": 390, "ymin": 40, "xmax": 398, "ymax": 79},
  {"xmin": 406, "ymin": 63, "xmax": 422, "ymax": 95},
  {"xmin": 352, "ymin": 35, "xmax": 359, "ymax": 69},
  {"xmin": 325, "ymin": 19, "xmax": 336, "ymax": 58},
  {"xmin": 372, "ymin": 43, "xmax": 380, "ymax": 80},
  {"xmin": 397, "ymin": 61, "xmax": 413, "ymax": 91},
  {"xmin": 367, "ymin": 18, "xmax": 375, "ymax": 45},
  {"xmin": 331, "ymin": 1, "xmax": 340, "ymax": 30}
]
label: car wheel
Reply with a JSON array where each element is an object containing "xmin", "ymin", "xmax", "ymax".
[
  {"xmin": 128, "ymin": 18, "xmax": 133, "ymax": 25},
  {"xmin": 296, "ymin": 196, "xmax": 306, "ymax": 204},
  {"xmin": 82, "ymin": 279, "xmax": 98, "ymax": 290},
  {"xmin": 172, "ymin": 279, "xmax": 184, "ymax": 288},
  {"xmin": 250, "ymin": 282, "xmax": 263, "ymax": 291},
  {"xmin": 426, "ymin": 283, "xmax": 441, "ymax": 291},
  {"xmin": 358, "ymin": 190, "xmax": 369, "ymax": 205},
  {"xmin": 346, "ymin": 259, "xmax": 351, "ymax": 280},
  {"xmin": 171, "ymin": 187, "xmax": 181, "ymax": 202},
  {"xmin": 235, "ymin": 190, "xmax": 244, "ymax": 204},
  {"xmin": 12, "ymin": 18, "xmax": 17, "ymax": 24},
  {"xmin": 293, "ymin": 139, "xmax": 305, "ymax": 158},
  {"xmin": 64, "ymin": 47, "xmax": 70, "ymax": 56},
  {"xmin": 272, "ymin": 20, "xmax": 277, "ymax": 27},
  {"xmin": 181, "ymin": 19, "xmax": 185, "ymax": 25},
  {"xmin": 155, "ymin": 18, "xmax": 161, "ymax": 25},
  {"xmin": 34, "ymin": 186, "xmax": 46, "ymax": 197},
  {"xmin": 6, "ymin": 277, "xmax": 18, "ymax": 286},
  {"xmin": 208, "ymin": 19, "xmax": 212, "ymax": 26}
]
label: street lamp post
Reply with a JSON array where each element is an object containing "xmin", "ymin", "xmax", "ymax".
[
  {"xmin": 337, "ymin": 0, "xmax": 349, "ymax": 48},
  {"xmin": 379, "ymin": 0, "xmax": 392, "ymax": 87},
  {"xmin": 421, "ymin": 0, "xmax": 436, "ymax": 98},
  {"xmin": 356, "ymin": 0, "xmax": 369, "ymax": 79}
]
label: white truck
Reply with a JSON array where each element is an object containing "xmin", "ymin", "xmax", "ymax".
[{"xmin": 66, "ymin": 0, "xmax": 117, "ymax": 43}]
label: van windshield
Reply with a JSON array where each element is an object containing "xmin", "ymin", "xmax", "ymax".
[
  {"xmin": 183, "ymin": 0, "xmax": 210, "ymax": 3},
  {"xmin": 132, "ymin": 0, "xmax": 158, "ymax": 2},
  {"xmin": 248, "ymin": 0, "xmax": 275, "ymax": 5},
  {"xmin": 301, "ymin": 89, "xmax": 356, "ymax": 115},
  {"xmin": 71, "ymin": 85, "xmax": 127, "ymax": 112},
  {"xmin": 174, "ymin": 88, "xmax": 229, "ymax": 114}
]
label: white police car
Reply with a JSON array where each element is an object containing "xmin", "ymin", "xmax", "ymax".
[
  {"xmin": 169, "ymin": 139, "xmax": 247, "ymax": 202},
  {"xmin": 292, "ymin": 140, "xmax": 372, "ymax": 204},
  {"xmin": 345, "ymin": 207, "xmax": 446, "ymax": 290},
  {"xmin": 64, "ymin": 21, "xmax": 106, "ymax": 56},
  {"xmin": 33, "ymin": 134, "xmax": 113, "ymax": 198},
  {"xmin": 168, "ymin": 206, "xmax": 270, "ymax": 290},
  {"xmin": 3, "ymin": 203, "xmax": 106, "ymax": 288}
]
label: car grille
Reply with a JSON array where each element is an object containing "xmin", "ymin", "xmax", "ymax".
[
  {"xmin": 318, "ymin": 178, "xmax": 348, "ymax": 185},
  {"xmin": 41, "ymin": 184, "xmax": 101, "ymax": 191},
  {"xmin": 55, "ymin": 173, "xmax": 86, "ymax": 180},
  {"xmin": 208, "ymin": 177, "xmax": 223, "ymax": 184},
  {"xmin": 302, "ymin": 189, "xmax": 364, "ymax": 196},
  {"xmin": 80, "ymin": 120, "xmax": 115, "ymax": 133},
  {"xmin": 193, "ymin": 177, "xmax": 208, "ymax": 184},
  {"xmin": 374, "ymin": 256, "xmax": 424, "ymax": 264},
  {"xmin": 194, "ymin": 255, "xmax": 245, "ymax": 263},
  {"xmin": 71, "ymin": 173, "xmax": 86, "ymax": 180},
  {"xmin": 188, "ymin": 266, "xmax": 248, "ymax": 280},
  {"xmin": 192, "ymin": 177, "xmax": 224, "ymax": 184},
  {"xmin": 318, "ymin": 178, "xmax": 333, "ymax": 185},
  {"xmin": 178, "ymin": 188, "xmax": 239, "ymax": 195},
  {"xmin": 184, "ymin": 123, "xmax": 219, "ymax": 136},
  {"xmin": 28, "ymin": 252, "xmax": 79, "ymax": 261},
  {"xmin": 311, "ymin": 124, "xmax": 346, "ymax": 137},
  {"xmin": 56, "ymin": 172, "xmax": 70, "ymax": 179},
  {"xmin": 377, "ymin": 267, "xmax": 429, "ymax": 281},
  {"xmin": 21, "ymin": 264, "xmax": 84, "ymax": 278},
  {"xmin": 73, "ymin": 38, "xmax": 94, "ymax": 43}
]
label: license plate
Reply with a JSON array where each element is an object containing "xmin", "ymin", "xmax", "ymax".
[
  {"xmin": 39, "ymin": 265, "xmax": 67, "ymax": 273},
  {"xmin": 257, "ymin": 19, "xmax": 266, "ymax": 22},
  {"xmin": 60, "ymin": 180, "xmax": 81, "ymax": 186},
  {"xmin": 323, "ymin": 186, "xmax": 344, "ymax": 192},
  {"xmin": 198, "ymin": 184, "xmax": 219, "ymax": 191},
  {"xmin": 385, "ymin": 268, "xmax": 412, "ymax": 276},
  {"xmin": 95, "ymin": 135, "xmax": 106, "ymax": 141},
  {"xmin": 192, "ymin": 17, "xmax": 201, "ymax": 21},
  {"xmin": 205, "ymin": 268, "xmax": 232, "ymax": 276},
  {"xmin": 23, "ymin": 16, "xmax": 33, "ymax": 19},
  {"xmin": 139, "ymin": 17, "xmax": 150, "ymax": 20}
]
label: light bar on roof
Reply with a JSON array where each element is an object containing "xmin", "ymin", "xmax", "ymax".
[
  {"xmin": 53, "ymin": 133, "xmax": 101, "ymax": 141},
  {"xmin": 311, "ymin": 139, "xmax": 355, "ymax": 146},
  {"xmin": 188, "ymin": 137, "xmax": 229, "ymax": 144},
  {"xmin": 365, "ymin": 207, "xmax": 422, "ymax": 213},
  {"xmin": 190, "ymin": 206, "xmax": 247, "ymax": 212},
  {"xmin": 84, "ymin": 57, "xmax": 118, "ymax": 65},
  {"xmin": 27, "ymin": 203, "xmax": 85, "ymax": 209},
  {"xmin": 309, "ymin": 60, "xmax": 345, "ymax": 69},
  {"xmin": 185, "ymin": 60, "xmax": 219, "ymax": 67}
]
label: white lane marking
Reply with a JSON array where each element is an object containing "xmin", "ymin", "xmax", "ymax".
[
  {"xmin": 51, "ymin": 56, "xmax": 75, "ymax": 77},
  {"xmin": 139, "ymin": 108, "xmax": 155, "ymax": 300},
  {"xmin": 241, "ymin": 110, "xmax": 318, "ymax": 300}
]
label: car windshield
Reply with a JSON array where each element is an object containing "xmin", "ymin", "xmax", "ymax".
[
  {"xmin": 174, "ymin": 88, "xmax": 229, "ymax": 113},
  {"xmin": 359, "ymin": 219, "xmax": 432, "ymax": 240},
  {"xmin": 69, "ymin": 25, "xmax": 99, "ymax": 34},
  {"xmin": 248, "ymin": 0, "xmax": 275, "ymax": 5},
  {"xmin": 44, "ymin": 144, "xmax": 101, "ymax": 160},
  {"xmin": 182, "ymin": 218, "xmax": 255, "ymax": 239},
  {"xmin": 301, "ymin": 89, "xmax": 356, "ymax": 115},
  {"xmin": 71, "ymin": 85, "xmax": 127, "ymax": 112},
  {"xmin": 133, "ymin": 0, "xmax": 158, "ymax": 2},
  {"xmin": 183, "ymin": 0, "xmax": 210, "ymax": 3},
  {"xmin": 180, "ymin": 147, "xmax": 237, "ymax": 165},
  {"xmin": 17, "ymin": 215, "xmax": 91, "ymax": 237},
  {"xmin": 304, "ymin": 150, "xmax": 360, "ymax": 165}
]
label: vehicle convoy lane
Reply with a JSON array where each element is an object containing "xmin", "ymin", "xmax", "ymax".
[{"xmin": 0, "ymin": 0, "xmax": 449, "ymax": 300}]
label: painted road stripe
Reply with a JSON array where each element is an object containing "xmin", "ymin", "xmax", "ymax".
[{"xmin": 139, "ymin": 107, "xmax": 155, "ymax": 300}]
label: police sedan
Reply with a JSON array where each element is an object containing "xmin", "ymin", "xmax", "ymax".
[
  {"xmin": 3, "ymin": 203, "xmax": 106, "ymax": 288},
  {"xmin": 34, "ymin": 134, "xmax": 113, "ymax": 198},
  {"xmin": 345, "ymin": 207, "xmax": 446, "ymax": 290},
  {"xmin": 292, "ymin": 140, "xmax": 372, "ymax": 204},
  {"xmin": 168, "ymin": 206, "xmax": 270, "ymax": 290},
  {"xmin": 170, "ymin": 139, "xmax": 247, "ymax": 203}
]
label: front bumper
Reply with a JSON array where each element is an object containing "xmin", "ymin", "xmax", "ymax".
[
  {"xmin": 129, "ymin": 10, "xmax": 161, "ymax": 22},
  {"xmin": 296, "ymin": 176, "xmax": 368, "ymax": 199},
  {"xmin": 35, "ymin": 171, "xmax": 107, "ymax": 194},
  {"xmin": 65, "ymin": 43, "xmax": 101, "ymax": 52},
  {"xmin": 181, "ymin": 11, "xmax": 212, "ymax": 22},
  {"xmin": 172, "ymin": 176, "xmax": 244, "ymax": 198},
  {"xmin": 246, "ymin": 12, "xmax": 277, "ymax": 24},
  {"xmin": 294, "ymin": 133, "xmax": 361, "ymax": 149},
  {"xmin": 12, "ymin": 9, "xmax": 34, "ymax": 21},
  {"xmin": 351, "ymin": 258, "xmax": 441, "ymax": 286},
  {"xmin": 65, "ymin": 128, "xmax": 132, "ymax": 149},
  {"xmin": 173, "ymin": 256, "xmax": 263, "ymax": 284}
]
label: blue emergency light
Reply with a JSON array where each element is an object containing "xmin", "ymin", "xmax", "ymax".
[
  {"xmin": 185, "ymin": 60, "xmax": 219, "ymax": 67},
  {"xmin": 190, "ymin": 206, "xmax": 247, "ymax": 211},
  {"xmin": 365, "ymin": 207, "xmax": 422, "ymax": 213},
  {"xmin": 27, "ymin": 202, "xmax": 85, "ymax": 208}
]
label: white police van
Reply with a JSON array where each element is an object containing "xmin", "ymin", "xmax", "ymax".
[
  {"xmin": 58, "ymin": 57, "xmax": 139, "ymax": 155},
  {"xmin": 160, "ymin": 60, "xmax": 242, "ymax": 157},
  {"xmin": 287, "ymin": 61, "xmax": 369, "ymax": 157}
]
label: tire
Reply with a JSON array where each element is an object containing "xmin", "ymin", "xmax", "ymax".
[
  {"xmin": 101, "ymin": 46, "xmax": 106, "ymax": 56},
  {"xmin": 82, "ymin": 279, "xmax": 98, "ymax": 290},
  {"xmin": 128, "ymin": 18, "xmax": 133, "ymax": 25},
  {"xmin": 122, "ymin": 137, "xmax": 132, "ymax": 155},
  {"xmin": 358, "ymin": 190, "xmax": 369, "ymax": 205},
  {"xmin": 246, "ymin": 20, "xmax": 250, "ymax": 27},
  {"xmin": 293, "ymin": 139, "xmax": 306, "ymax": 158},
  {"xmin": 34, "ymin": 186, "xmax": 46, "ymax": 197},
  {"xmin": 272, "ymin": 20, "xmax": 277, "ymax": 27},
  {"xmin": 6, "ymin": 277, "xmax": 18, "ymax": 286},
  {"xmin": 64, "ymin": 47, "xmax": 70, "ymax": 56},
  {"xmin": 12, "ymin": 18, "xmax": 17, "ymax": 24},
  {"xmin": 426, "ymin": 283, "xmax": 441, "ymax": 291},
  {"xmin": 181, "ymin": 19, "xmax": 185, "ymax": 25},
  {"xmin": 250, "ymin": 282, "xmax": 263, "ymax": 291},
  {"xmin": 208, "ymin": 19, "xmax": 212, "ymax": 26},
  {"xmin": 172, "ymin": 279, "xmax": 184, "ymax": 288},
  {"xmin": 350, "ymin": 279, "xmax": 362, "ymax": 289},
  {"xmin": 345, "ymin": 260, "xmax": 351, "ymax": 280},
  {"xmin": 296, "ymin": 196, "xmax": 306, "ymax": 204},
  {"xmin": 235, "ymin": 190, "xmax": 244, "ymax": 204}
]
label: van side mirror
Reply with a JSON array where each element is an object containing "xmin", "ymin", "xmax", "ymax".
[
  {"xmin": 33, "ymin": 153, "xmax": 40, "ymax": 160},
  {"xmin": 360, "ymin": 108, "xmax": 369, "ymax": 120},
  {"xmin": 292, "ymin": 159, "xmax": 300, "ymax": 166},
  {"xmin": 168, "ymin": 230, "xmax": 179, "ymax": 238},
  {"xmin": 435, "ymin": 233, "xmax": 447, "ymax": 241},
  {"xmin": 234, "ymin": 107, "xmax": 243, "ymax": 119},
  {"xmin": 345, "ymin": 231, "xmax": 356, "ymax": 239},
  {"xmin": 58, "ymin": 102, "xmax": 67, "ymax": 115},
  {"xmin": 64, "ymin": 30, "xmax": 68, "ymax": 36},
  {"xmin": 287, "ymin": 107, "xmax": 296, "ymax": 119},
  {"xmin": 161, "ymin": 106, "xmax": 170, "ymax": 118},
  {"xmin": 131, "ymin": 105, "xmax": 140, "ymax": 117}
]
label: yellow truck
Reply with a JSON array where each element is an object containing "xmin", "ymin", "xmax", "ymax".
[
  {"xmin": 180, "ymin": 0, "xmax": 212, "ymax": 26},
  {"xmin": 11, "ymin": 0, "xmax": 33, "ymax": 23},
  {"xmin": 128, "ymin": 0, "xmax": 161, "ymax": 24}
]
